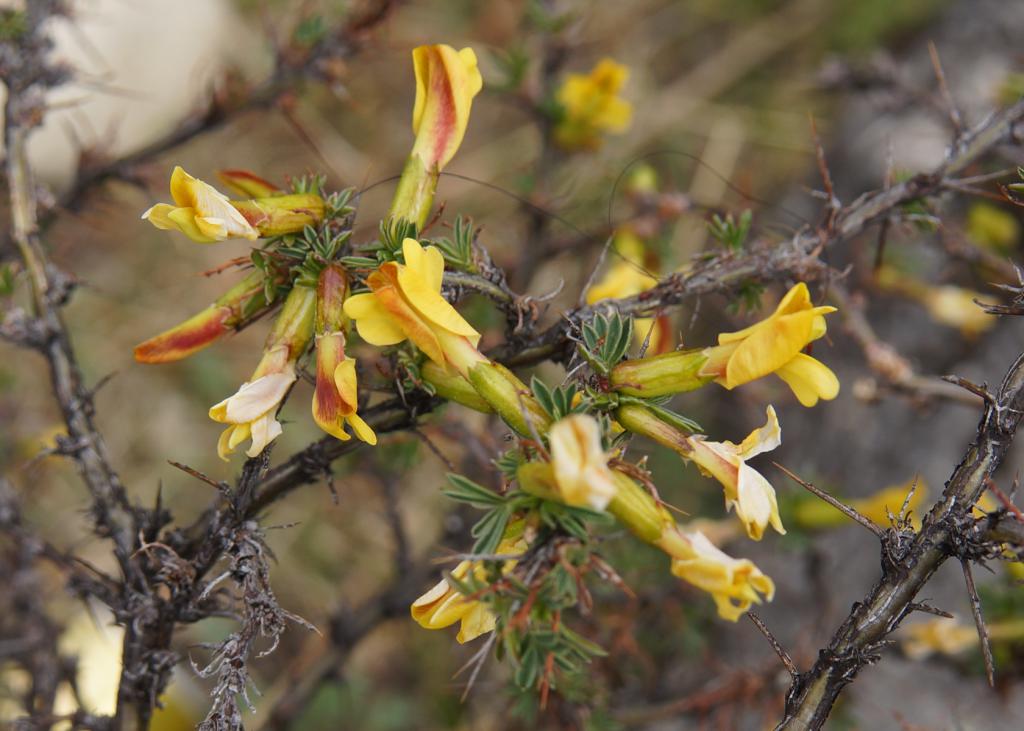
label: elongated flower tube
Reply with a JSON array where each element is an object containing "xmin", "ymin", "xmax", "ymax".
[
  {"xmin": 554, "ymin": 58, "xmax": 633, "ymax": 151},
  {"xmin": 390, "ymin": 44, "xmax": 483, "ymax": 227},
  {"xmin": 411, "ymin": 535, "xmax": 525, "ymax": 643},
  {"xmin": 143, "ymin": 166, "xmax": 259, "ymax": 242},
  {"xmin": 134, "ymin": 270, "xmax": 269, "ymax": 363},
  {"xmin": 344, "ymin": 238, "xmax": 486, "ymax": 376},
  {"xmin": 617, "ymin": 404, "xmax": 784, "ymax": 540},
  {"xmin": 699, "ymin": 283, "xmax": 839, "ymax": 407},
  {"xmin": 311, "ymin": 264, "xmax": 376, "ymax": 445},
  {"xmin": 517, "ymin": 414, "xmax": 617, "ymax": 510},
  {"xmin": 229, "ymin": 194, "xmax": 326, "ymax": 239},
  {"xmin": 209, "ymin": 284, "xmax": 315, "ymax": 460},
  {"xmin": 607, "ymin": 473, "xmax": 774, "ymax": 620},
  {"xmin": 610, "ymin": 349, "xmax": 713, "ymax": 398}
]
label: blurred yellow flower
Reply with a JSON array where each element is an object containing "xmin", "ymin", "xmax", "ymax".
[
  {"xmin": 701, "ymin": 283, "xmax": 839, "ymax": 407},
  {"xmin": 686, "ymin": 406, "xmax": 785, "ymax": 540},
  {"xmin": 142, "ymin": 166, "xmax": 258, "ymax": 243},
  {"xmin": 411, "ymin": 536, "xmax": 524, "ymax": 643},
  {"xmin": 344, "ymin": 238, "xmax": 484, "ymax": 376},
  {"xmin": 209, "ymin": 285, "xmax": 315, "ymax": 460},
  {"xmin": 311, "ymin": 265, "xmax": 376, "ymax": 445},
  {"xmin": 966, "ymin": 201, "xmax": 1019, "ymax": 253},
  {"xmin": 586, "ymin": 230, "xmax": 670, "ymax": 353},
  {"xmin": 876, "ymin": 266, "xmax": 995, "ymax": 338},
  {"xmin": 549, "ymin": 413, "xmax": 618, "ymax": 510},
  {"xmin": 554, "ymin": 58, "xmax": 632, "ymax": 151},
  {"xmin": 793, "ymin": 476, "xmax": 927, "ymax": 530},
  {"xmin": 919, "ymin": 285, "xmax": 996, "ymax": 338},
  {"xmin": 902, "ymin": 618, "xmax": 978, "ymax": 660}
]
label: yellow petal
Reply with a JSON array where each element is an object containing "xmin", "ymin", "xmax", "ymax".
[
  {"xmin": 168, "ymin": 166, "xmax": 193, "ymax": 206},
  {"xmin": 410, "ymin": 44, "xmax": 483, "ymax": 170},
  {"xmin": 456, "ymin": 603, "xmax": 496, "ymax": 643},
  {"xmin": 217, "ymin": 373, "xmax": 295, "ymax": 423},
  {"xmin": 736, "ymin": 405, "xmax": 781, "ymax": 460},
  {"xmin": 396, "ymin": 246, "xmax": 480, "ymax": 341},
  {"xmin": 723, "ymin": 310, "xmax": 818, "ymax": 388},
  {"xmin": 344, "ymin": 293, "xmax": 408, "ymax": 346},
  {"xmin": 774, "ymin": 352, "xmax": 840, "ymax": 407},
  {"xmin": 735, "ymin": 463, "xmax": 785, "ymax": 540},
  {"xmin": 246, "ymin": 412, "xmax": 283, "ymax": 457},
  {"xmin": 346, "ymin": 413, "xmax": 377, "ymax": 445},
  {"xmin": 141, "ymin": 203, "xmax": 180, "ymax": 230},
  {"xmin": 166, "ymin": 207, "xmax": 219, "ymax": 243},
  {"xmin": 333, "ymin": 358, "xmax": 359, "ymax": 410},
  {"xmin": 217, "ymin": 425, "xmax": 240, "ymax": 462}
]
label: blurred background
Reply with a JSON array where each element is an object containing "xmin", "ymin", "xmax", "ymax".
[{"xmin": 4, "ymin": 0, "xmax": 1024, "ymax": 728}]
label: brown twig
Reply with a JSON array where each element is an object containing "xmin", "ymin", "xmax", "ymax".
[
  {"xmin": 773, "ymin": 463, "xmax": 885, "ymax": 539},
  {"xmin": 960, "ymin": 558, "xmax": 995, "ymax": 687}
]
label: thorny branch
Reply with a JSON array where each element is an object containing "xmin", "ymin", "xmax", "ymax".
[
  {"xmin": 5, "ymin": 3, "xmax": 1024, "ymax": 731},
  {"xmin": 776, "ymin": 347, "xmax": 1024, "ymax": 729}
]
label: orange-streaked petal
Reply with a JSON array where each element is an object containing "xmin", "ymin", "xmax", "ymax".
[{"xmin": 134, "ymin": 305, "xmax": 231, "ymax": 363}]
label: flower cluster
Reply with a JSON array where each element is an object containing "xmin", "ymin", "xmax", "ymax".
[
  {"xmin": 136, "ymin": 39, "xmax": 843, "ymax": 696},
  {"xmin": 554, "ymin": 58, "xmax": 633, "ymax": 151}
]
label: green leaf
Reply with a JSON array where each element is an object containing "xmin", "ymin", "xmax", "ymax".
[
  {"xmin": 443, "ymin": 473, "xmax": 505, "ymax": 508},
  {"xmin": 531, "ymin": 376, "xmax": 555, "ymax": 417},
  {"xmin": 471, "ymin": 506, "xmax": 511, "ymax": 554}
]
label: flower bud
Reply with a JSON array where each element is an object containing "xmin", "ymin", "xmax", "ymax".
[
  {"xmin": 610, "ymin": 349, "xmax": 712, "ymax": 397},
  {"xmin": 421, "ymin": 361, "xmax": 494, "ymax": 413},
  {"xmin": 230, "ymin": 193, "xmax": 325, "ymax": 238},
  {"xmin": 134, "ymin": 270, "xmax": 269, "ymax": 363},
  {"xmin": 217, "ymin": 169, "xmax": 283, "ymax": 198}
]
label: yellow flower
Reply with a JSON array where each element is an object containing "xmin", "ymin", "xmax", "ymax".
[
  {"xmin": 555, "ymin": 58, "xmax": 632, "ymax": 151},
  {"xmin": 658, "ymin": 528, "xmax": 775, "ymax": 621},
  {"xmin": 411, "ymin": 537, "xmax": 524, "ymax": 643},
  {"xmin": 902, "ymin": 619, "xmax": 978, "ymax": 660},
  {"xmin": 209, "ymin": 285, "xmax": 315, "ymax": 460},
  {"xmin": 586, "ymin": 230, "xmax": 670, "ymax": 353},
  {"xmin": 410, "ymin": 44, "xmax": 483, "ymax": 171},
  {"xmin": 920, "ymin": 285, "xmax": 996, "ymax": 338},
  {"xmin": 700, "ymin": 283, "xmax": 839, "ymax": 407},
  {"xmin": 143, "ymin": 166, "xmax": 259, "ymax": 242},
  {"xmin": 966, "ymin": 201, "xmax": 1019, "ymax": 253},
  {"xmin": 311, "ymin": 264, "xmax": 376, "ymax": 445},
  {"xmin": 548, "ymin": 414, "xmax": 618, "ymax": 510},
  {"xmin": 876, "ymin": 266, "xmax": 995, "ymax": 338},
  {"xmin": 343, "ymin": 238, "xmax": 485, "ymax": 376},
  {"xmin": 685, "ymin": 406, "xmax": 785, "ymax": 540}
]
